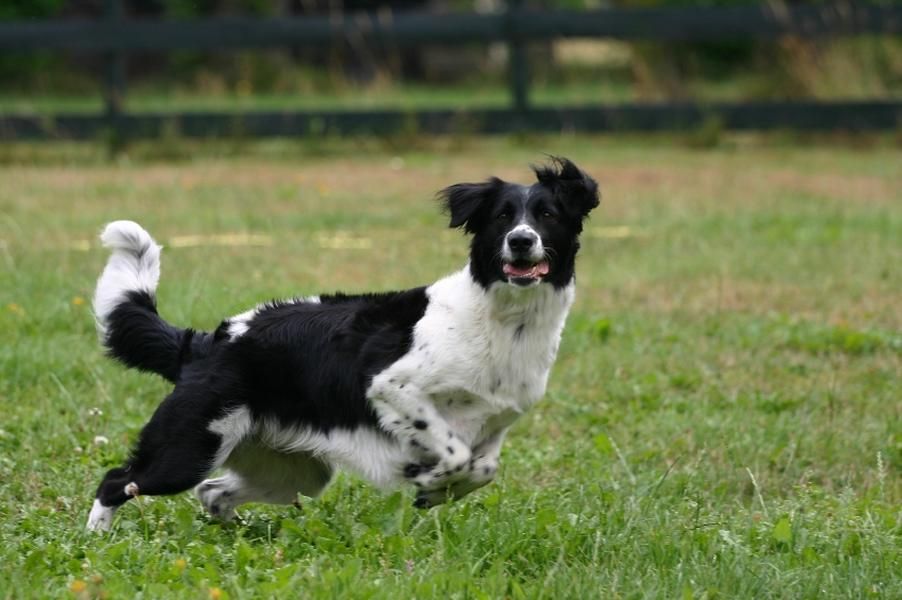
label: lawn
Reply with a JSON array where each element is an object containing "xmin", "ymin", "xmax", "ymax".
[
  {"xmin": 0, "ymin": 135, "xmax": 899, "ymax": 598},
  {"xmin": 0, "ymin": 79, "xmax": 637, "ymax": 115}
]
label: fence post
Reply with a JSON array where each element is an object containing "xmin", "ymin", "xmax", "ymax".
[
  {"xmin": 103, "ymin": 0, "xmax": 126, "ymax": 152},
  {"xmin": 507, "ymin": 0, "xmax": 530, "ymax": 120}
]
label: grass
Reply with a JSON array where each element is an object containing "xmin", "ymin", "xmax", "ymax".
[
  {"xmin": 0, "ymin": 79, "xmax": 640, "ymax": 115},
  {"xmin": 0, "ymin": 135, "xmax": 900, "ymax": 598},
  {"xmin": 4, "ymin": 62, "xmax": 897, "ymax": 116}
]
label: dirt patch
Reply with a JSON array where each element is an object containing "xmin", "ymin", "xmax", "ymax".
[{"xmin": 4, "ymin": 155, "xmax": 895, "ymax": 210}]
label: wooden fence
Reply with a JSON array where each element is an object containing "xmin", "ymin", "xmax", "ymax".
[{"xmin": 0, "ymin": 2, "xmax": 900, "ymax": 140}]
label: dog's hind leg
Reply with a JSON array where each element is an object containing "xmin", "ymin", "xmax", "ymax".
[
  {"xmin": 86, "ymin": 390, "xmax": 252, "ymax": 532},
  {"xmin": 195, "ymin": 472, "xmax": 265, "ymax": 521},
  {"xmin": 196, "ymin": 444, "xmax": 333, "ymax": 521}
]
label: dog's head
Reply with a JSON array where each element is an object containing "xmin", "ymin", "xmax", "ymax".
[{"xmin": 439, "ymin": 157, "xmax": 599, "ymax": 290}]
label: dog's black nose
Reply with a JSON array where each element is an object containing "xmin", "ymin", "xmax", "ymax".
[{"xmin": 507, "ymin": 231, "xmax": 537, "ymax": 252}]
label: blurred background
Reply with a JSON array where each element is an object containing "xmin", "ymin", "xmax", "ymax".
[{"xmin": 0, "ymin": 0, "xmax": 899, "ymax": 141}]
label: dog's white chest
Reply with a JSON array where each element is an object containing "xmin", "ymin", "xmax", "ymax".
[{"xmin": 406, "ymin": 269, "xmax": 574, "ymax": 431}]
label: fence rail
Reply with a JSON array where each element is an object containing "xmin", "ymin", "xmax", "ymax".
[
  {"xmin": 0, "ymin": 2, "xmax": 900, "ymax": 140},
  {"xmin": 2, "ymin": 4, "xmax": 901, "ymax": 50}
]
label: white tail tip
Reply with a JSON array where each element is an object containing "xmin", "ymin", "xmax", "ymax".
[
  {"xmin": 93, "ymin": 221, "xmax": 163, "ymax": 338},
  {"xmin": 100, "ymin": 220, "xmax": 158, "ymax": 255}
]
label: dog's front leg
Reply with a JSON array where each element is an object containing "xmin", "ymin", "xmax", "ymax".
[
  {"xmin": 367, "ymin": 376, "xmax": 471, "ymax": 489},
  {"xmin": 414, "ymin": 426, "xmax": 510, "ymax": 508}
]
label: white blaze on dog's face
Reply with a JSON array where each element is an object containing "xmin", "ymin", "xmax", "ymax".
[
  {"xmin": 500, "ymin": 222, "xmax": 547, "ymax": 288},
  {"xmin": 440, "ymin": 157, "xmax": 600, "ymax": 290}
]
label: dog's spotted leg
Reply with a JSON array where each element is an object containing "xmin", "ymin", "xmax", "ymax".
[
  {"xmin": 367, "ymin": 376, "xmax": 470, "ymax": 488},
  {"xmin": 414, "ymin": 426, "xmax": 510, "ymax": 508}
]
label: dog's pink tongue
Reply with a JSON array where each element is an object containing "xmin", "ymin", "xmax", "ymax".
[
  {"xmin": 503, "ymin": 263, "xmax": 532, "ymax": 277},
  {"xmin": 503, "ymin": 261, "xmax": 550, "ymax": 277}
]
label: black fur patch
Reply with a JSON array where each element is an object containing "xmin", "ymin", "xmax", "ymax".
[
  {"xmin": 227, "ymin": 288, "xmax": 430, "ymax": 430},
  {"xmin": 105, "ymin": 290, "xmax": 215, "ymax": 383}
]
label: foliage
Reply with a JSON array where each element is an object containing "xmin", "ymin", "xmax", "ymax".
[
  {"xmin": 0, "ymin": 0, "xmax": 64, "ymax": 20},
  {"xmin": 0, "ymin": 1, "xmax": 899, "ymax": 100},
  {"xmin": 163, "ymin": 0, "xmax": 280, "ymax": 18},
  {"xmin": 0, "ymin": 136, "xmax": 900, "ymax": 598},
  {"xmin": 0, "ymin": 0, "xmax": 67, "ymax": 88}
]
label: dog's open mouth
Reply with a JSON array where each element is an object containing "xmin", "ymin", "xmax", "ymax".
[{"xmin": 502, "ymin": 260, "xmax": 550, "ymax": 284}]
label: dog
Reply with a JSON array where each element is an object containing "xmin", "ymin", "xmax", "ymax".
[{"xmin": 86, "ymin": 157, "xmax": 599, "ymax": 531}]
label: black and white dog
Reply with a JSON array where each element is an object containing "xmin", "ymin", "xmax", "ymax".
[{"xmin": 86, "ymin": 157, "xmax": 599, "ymax": 531}]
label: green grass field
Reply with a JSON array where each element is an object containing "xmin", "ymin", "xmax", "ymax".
[
  {"xmin": 1, "ymin": 136, "xmax": 899, "ymax": 599},
  {"xmin": 0, "ymin": 80, "xmax": 637, "ymax": 115}
]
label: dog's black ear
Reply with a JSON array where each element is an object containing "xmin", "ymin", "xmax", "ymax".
[
  {"xmin": 438, "ymin": 177, "xmax": 503, "ymax": 233},
  {"xmin": 534, "ymin": 156, "xmax": 599, "ymax": 221}
]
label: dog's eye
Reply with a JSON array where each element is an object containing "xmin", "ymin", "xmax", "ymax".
[
  {"xmin": 541, "ymin": 210, "xmax": 556, "ymax": 220},
  {"xmin": 496, "ymin": 212, "xmax": 510, "ymax": 221}
]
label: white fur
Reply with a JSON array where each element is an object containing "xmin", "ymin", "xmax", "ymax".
[
  {"xmin": 93, "ymin": 220, "xmax": 162, "ymax": 339},
  {"xmin": 203, "ymin": 409, "xmax": 410, "ymax": 495},
  {"xmin": 207, "ymin": 407, "xmax": 255, "ymax": 468},
  {"xmin": 86, "ymin": 499, "xmax": 117, "ymax": 532},
  {"xmin": 256, "ymin": 419, "xmax": 409, "ymax": 488},
  {"xmin": 226, "ymin": 307, "xmax": 260, "ymax": 339},
  {"xmin": 502, "ymin": 223, "xmax": 544, "ymax": 264},
  {"xmin": 393, "ymin": 267, "xmax": 572, "ymax": 414}
]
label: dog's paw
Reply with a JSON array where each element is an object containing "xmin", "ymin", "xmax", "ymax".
[
  {"xmin": 403, "ymin": 462, "xmax": 426, "ymax": 480},
  {"xmin": 86, "ymin": 499, "xmax": 117, "ymax": 532},
  {"xmin": 413, "ymin": 487, "xmax": 454, "ymax": 509},
  {"xmin": 467, "ymin": 452, "xmax": 499, "ymax": 484},
  {"xmin": 409, "ymin": 442, "xmax": 471, "ymax": 489},
  {"xmin": 412, "ymin": 451, "xmax": 501, "ymax": 508},
  {"xmin": 195, "ymin": 477, "xmax": 238, "ymax": 521}
]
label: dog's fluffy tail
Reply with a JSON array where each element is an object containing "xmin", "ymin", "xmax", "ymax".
[{"xmin": 93, "ymin": 221, "xmax": 214, "ymax": 382}]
